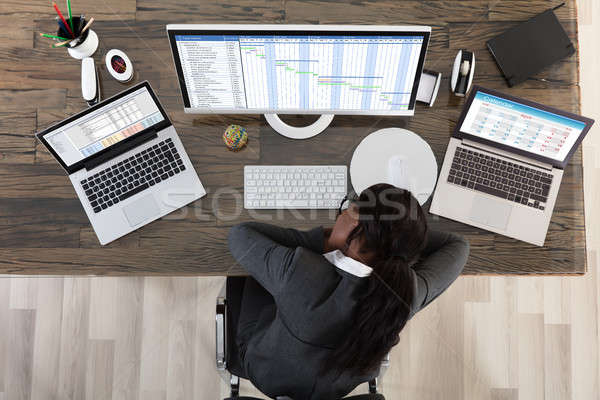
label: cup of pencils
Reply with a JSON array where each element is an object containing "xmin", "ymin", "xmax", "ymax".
[{"xmin": 39, "ymin": 1, "xmax": 97, "ymax": 60}]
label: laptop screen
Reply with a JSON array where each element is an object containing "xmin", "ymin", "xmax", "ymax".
[
  {"xmin": 44, "ymin": 87, "xmax": 165, "ymax": 167},
  {"xmin": 459, "ymin": 90, "xmax": 587, "ymax": 163}
]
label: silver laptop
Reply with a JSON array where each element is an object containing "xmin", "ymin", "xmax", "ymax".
[
  {"xmin": 36, "ymin": 81, "xmax": 206, "ymax": 245},
  {"xmin": 430, "ymin": 86, "xmax": 593, "ymax": 246}
]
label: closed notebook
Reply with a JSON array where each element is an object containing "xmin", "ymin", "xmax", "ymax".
[{"xmin": 486, "ymin": 8, "xmax": 575, "ymax": 87}]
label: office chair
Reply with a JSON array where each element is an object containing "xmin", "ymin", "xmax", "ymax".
[{"xmin": 216, "ymin": 277, "xmax": 386, "ymax": 400}]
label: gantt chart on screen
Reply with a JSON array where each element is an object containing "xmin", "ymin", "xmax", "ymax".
[{"xmin": 175, "ymin": 35, "xmax": 424, "ymax": 111}]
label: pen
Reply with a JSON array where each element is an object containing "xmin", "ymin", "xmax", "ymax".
[
  {"xmin": 39, "ymin": 32, "xmax": 71, "ymax": 41},
  {"xmin": 52, "ymin": 2, "xmax": 75, "ymax": 38},
  {"xmin": 66, "ymin": 0, "xmax": 74, "ymax": 34}
]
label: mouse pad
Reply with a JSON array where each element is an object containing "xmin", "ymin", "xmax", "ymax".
[
  {"xmin": 123, "ymin": 194, "xmax": 160, "ymax": 227},
  {"xmin": 469, "ymin": 195, "xmax": 512, "ymax": 230}
]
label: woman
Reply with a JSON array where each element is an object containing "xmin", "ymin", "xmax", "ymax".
[{"xmin": 227, "ymin": 183, "xmax": 469, "ymax": 399}]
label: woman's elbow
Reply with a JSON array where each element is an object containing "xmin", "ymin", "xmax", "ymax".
[{"xmin": 228, "ymin": 223, "xmax": 251, "ymax": 256}]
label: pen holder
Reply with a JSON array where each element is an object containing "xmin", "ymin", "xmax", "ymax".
[{"xmin": 58, "ymin": 16, "xmax": 98, "ymax": 59}]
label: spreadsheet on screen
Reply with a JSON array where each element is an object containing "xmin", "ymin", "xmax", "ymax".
[
  {"xmin": 45, "ymin": 88, "xmax": 164, "ymax": 166},
  {"xmin": 174, "ymin": 34, "xmax": 424, "ymax": 112},
  {"xmin": 460, "ymin": 91, "xmax": 586, "ymax": 162}
]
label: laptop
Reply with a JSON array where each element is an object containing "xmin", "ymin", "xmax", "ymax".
[
  {"xmin": 36, "ymin": 81, "xmax": 206, "ymax": 245},
  {"xmin": 430, "ymin": 86, "xmax": 594, "ymax": 246}
]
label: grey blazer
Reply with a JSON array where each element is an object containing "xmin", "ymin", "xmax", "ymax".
[{"xmin": 228, "ymin": 222, "xmax": 469, "ymax": 400}]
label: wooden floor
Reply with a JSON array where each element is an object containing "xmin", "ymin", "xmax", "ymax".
[{"xmin": 2, "ymin": 1, "xmax": 600, "ymax": 399}]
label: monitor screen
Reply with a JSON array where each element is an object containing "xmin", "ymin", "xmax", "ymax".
[
  {"xmin": 460, "ymin": 90, "xmax": 587, "ymax": 163},
  {"xmin": 168, "ymin": 26, "xmax": 430, "ymax": 115},
  {"xmin": 44, "ymin": 87, "xmax": 164, "ymax": 167}
]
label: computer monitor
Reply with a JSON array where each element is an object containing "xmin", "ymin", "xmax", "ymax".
[{"xmin": 167, "ymin": 25, "xmax": 431, "ymax": 138}]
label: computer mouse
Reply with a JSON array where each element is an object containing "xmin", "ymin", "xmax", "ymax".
[{"xmin": 450, "ymin": 50, "xmax": 475, "ymax": 97}]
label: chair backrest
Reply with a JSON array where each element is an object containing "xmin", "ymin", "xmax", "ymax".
[{"xmin": 220, "ymin": 277, "xmax": 386, "ymax": 400}]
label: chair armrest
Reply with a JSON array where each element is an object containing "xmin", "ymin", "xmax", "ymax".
[{"xmin": 216, "ymin": 296, "xmax": 227, "ymax": 370}]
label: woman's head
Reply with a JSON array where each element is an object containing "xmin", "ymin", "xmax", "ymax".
[
  {"xmin": 330, "ymin": 183, "xmax": 428, "ymax": 267},
  {"xmin": 325, "ymin": 183, "xmax": 428, "ymax": 377}
]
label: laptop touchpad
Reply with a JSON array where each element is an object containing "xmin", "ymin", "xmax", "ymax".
[
  {"xmin": 469, "ymin": 195, "xmax": 512, "ymax": 230},
  {"xmin": 123, "ymin": 194, "xmax": 161, "ymax": 227}
]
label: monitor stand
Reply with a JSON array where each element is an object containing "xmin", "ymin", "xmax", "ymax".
[{"xmin": 264, "ymin": 114, "xmax": 334, "ymax": 139}]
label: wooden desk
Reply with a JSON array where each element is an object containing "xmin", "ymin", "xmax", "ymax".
[{"xmin": 0, "ymin": 0, "xmax": 585, "ymax": 275}]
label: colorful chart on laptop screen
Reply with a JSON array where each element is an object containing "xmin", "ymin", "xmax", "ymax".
[{"xmin": 460, "ymin": 91, "xmax": 586, "ymax": 162}]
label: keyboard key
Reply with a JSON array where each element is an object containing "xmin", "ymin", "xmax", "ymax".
[
  {"xmin": 530, "ymin": 193, "xmax": 547, "ymax": 203},
  {"xmin": 119, "ymin": 183, "xmax": 150, "ymax": 201},
  {"xmin": 542, "ymin": 185, "xmax": 550, "ymax": 196},
  {"xmin": 475, "ymin": 184, "xmax": 508, "ymax": 199}
]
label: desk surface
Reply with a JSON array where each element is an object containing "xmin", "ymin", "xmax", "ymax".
[{"xmin": 0, "ymin": 0, "xmax": 585, "ymax": 275}]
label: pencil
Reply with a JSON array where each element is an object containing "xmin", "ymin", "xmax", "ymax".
[
  {"xmin": 52, "ymin": 2, "xmax": 75, "ymax": 38},
  {"xmin": 66, "ymin": 0, "xmax": 74, "ymax": 33},
  {"xmin": 39, "ymin": 32, "xmax": 71, "ymax": 41},
  {"xmin": 79, "ymin": 17, "xmax": 94, "ymax": 35},
  {"xmin": 52, "ymin": 39, "xmax": 72, "ymax": 48}
]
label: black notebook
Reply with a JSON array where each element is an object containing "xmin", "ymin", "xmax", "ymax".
[{"xmin": 486, "ymin": 7, "xmax": 575, "ymax": 87}]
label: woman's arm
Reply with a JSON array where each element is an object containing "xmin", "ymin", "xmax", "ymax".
[
  {"xmin": 227, "ymin": 222, "xmax": 324, "ymax": 297},
  {"xmin": 231, "ymin": 222, "xmax": 324, "ymax": 253},
  {"xmin": 411, "ymin": 230, "xmax": 470, "ymax": 313}
]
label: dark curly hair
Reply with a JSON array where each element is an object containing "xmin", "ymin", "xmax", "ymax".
[{"xmin": 325, "ymin": 183, "xmax": 428, "ymax": 376}]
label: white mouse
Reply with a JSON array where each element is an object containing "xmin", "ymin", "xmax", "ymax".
[{"xmin": 450, "ymin": 50, "xmax": 475, "ymax": 97}]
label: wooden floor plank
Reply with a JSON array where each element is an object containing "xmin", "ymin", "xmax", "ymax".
[
  {"xmin": 85, "ymin": 340, "xmax": 115, "ymax": 400},
  {"xmin": 569, "ymin": 251, "xmax": 599, "ymax": 399},
  {"xmin": 166, "ymin": 320, "xmax": 195, "ymax": 400},
  {"xmin": 9, "ymin": 277, "xmax": 37, "ymax": 310},
  {"xmin": 0, "ymin": 278, "xmax": 9, "ymax": 393},
  {"xmin": 139, "ymin": 278, "xmax": 173, "ymax": 396},
  {"xmin": 517, "ymin": 313, "xmax": 545, "ymax": 400},
  {"xmin": 58, "ymin": 278, "xmax": 90, "ymax": 400},
  {"xmin": 111, "ymin": 278, "xmax": 144, "ymax": 400},
  {"xmin": 31, "ymin": 277, "xmax": 63, "ymax": 400},
  {"xmin": 5, "ymin": 309, "xmax": 35, "ymax": 400},
  {"xmin": 192, "ymin": 277, "xmax": 226, "ymax": 399},
  {"xmin": 544, "ymin": 324, "xmax": 572, "ymax": 400},
  {"xmin": 88, "ymin": 278, "xmax": 118, "ymax": 340}
]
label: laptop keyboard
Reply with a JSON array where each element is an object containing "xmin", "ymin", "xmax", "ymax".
[
  {"xmin": 447, "ymin": 146, "xmax": 553, "ymax": 210},
  {"xmin": 79, "ymin": 138, "xmax": 186, "ymax": 214}
]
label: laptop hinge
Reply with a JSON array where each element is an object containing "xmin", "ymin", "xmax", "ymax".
[
  {"xmin": 461, "ymin": 139, "xmax": 554, "ymax": 171},
  {"xmin": 84, "ymin": 129, "xmax": 158, "ymax": 171}
]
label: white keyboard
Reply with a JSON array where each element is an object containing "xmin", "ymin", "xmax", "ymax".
[{"xmin": 244, "ymin": 165, "xmax": 347, "ymax": 209}]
